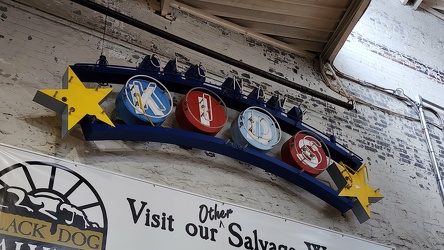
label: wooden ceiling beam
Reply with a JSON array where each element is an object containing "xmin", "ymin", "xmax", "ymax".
[
  {"xmin": 170, "ymin": 1, "xmax": 314, "ymax": 58},
  {"xmin": 272, "ymin": 0, "xmax": 351, "ymax": 9},
  {"xmin": 420, "ymin": 2, "xmax": 444, "ymax": 20},
  {"xmin": 227, "ymin": 18, "xmax": 333, "ymax": 42},
  {"xmin": 171, "ymin": 0, "xmax": 369, "ymax": 61},
  {"xmin": 180, "ymin": 0, "xmax": 346, "ymax": 20},
  {"xmin": 423, "ymin": 0, "xmax": 444, "ymax": 10},
  {"xmin": 323, "ymin": 0, "xmax": 371, "ymax": 62},
  {"xmin": 195, "ymin": 0, "xmax": 348, "ymax": 11},
  {"xmin": 204, "ymin": 7, "xmax": 339, "ymax": 32},
  {"xmin": 413, "ymin": 0, "xmax": 424, "ymax": 10},
  {"xmin": 160, "ymin": 0, "xmax": 173, "ymax": 16},
  {"xmin": 227, "ymin": 18, "xmax": 331, "ymax": 42},
  {"xmin": 269, "ymin": 36, "xmax": 325, "ymax": 52}
]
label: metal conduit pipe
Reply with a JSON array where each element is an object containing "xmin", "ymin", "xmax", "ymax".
[
  {"xmin": 70, "ymin": 0, "xmax": 354, "ymax": 110},
  {"xmin": 423, "ymin": 106, "xmax": 444, "ymax": 130},
  {"xmin": 417, "ymin": 95, "xmax": 444, "ymax": 207}
]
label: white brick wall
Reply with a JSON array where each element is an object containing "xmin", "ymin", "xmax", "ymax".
[
  {"xmin": 0, "ymin": 0, "xmax": 443, "ymax": 249},
  {"xmin": 335, "ymin": 0, "xmax": 444, "ymax": 107}
]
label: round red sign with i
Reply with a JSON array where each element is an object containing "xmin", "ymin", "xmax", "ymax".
[{"xmin": 175, "ymin": 88, "xmax": 227, "ymax": 136}]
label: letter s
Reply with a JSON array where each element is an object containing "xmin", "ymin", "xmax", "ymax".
[{"xmin": 228, "ymin": 222, "xmax": 243, "ymax": 247}]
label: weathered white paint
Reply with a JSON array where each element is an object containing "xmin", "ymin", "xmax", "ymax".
[{"xmin": 0, "ymin": 0, "xmax": 443, "ymax": 249}]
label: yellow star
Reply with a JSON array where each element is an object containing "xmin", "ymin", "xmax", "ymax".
[
  {"xmin": 328, "ymin": 163, "xmax": 383, "ymax": 223},
  {"xmin": 33, "ymin": 66, "xmax": 115, "ymax": 138}
]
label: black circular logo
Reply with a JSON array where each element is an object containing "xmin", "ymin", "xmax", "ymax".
[{"xmin": 0, "ymin": 161, "xmax": 107, "ymax": 250}]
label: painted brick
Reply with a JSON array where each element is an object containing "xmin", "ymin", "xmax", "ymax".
[{"xmin": 0, "ymin": 0, "xmax": 444, "ymax": 249}]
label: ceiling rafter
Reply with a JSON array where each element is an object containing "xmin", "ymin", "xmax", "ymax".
[
  {"xmin": 160, "ymin": 0, "xmax": 369, "ymax": 61},
  {"xmin": 170, "ymin": 1, "xmax": 313, "ymax": 57},
  {"xmin": 180, "ymin": 0, "xmax": 347, "ymax": 20},
  {"xmin": 273, "ymin": 0, "xmax": 351, "ymax": 8},
  {"xmin": 224, "ymin": 18, "xmax": 332, "ymax": 42},
  {"xmin": 206, "ymin": 9, "xmax": 339, "ymax": 32},
  {"xmin": 420, "ymin": 0, "xmax": 444, "ymax": 20}
]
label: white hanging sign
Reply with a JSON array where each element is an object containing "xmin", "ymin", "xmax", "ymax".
[{"xmin": 0, "ymin": 144, "xmax": 394, "ymax": 250}]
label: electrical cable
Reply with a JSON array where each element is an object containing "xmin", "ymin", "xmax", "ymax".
[
  {"xmin": 100, "ymin": 13, "xmax": 108, "ymax": 56},
  {"xmin": 319, "ymin": 61, "xmax": 444, "ymax": 130}
]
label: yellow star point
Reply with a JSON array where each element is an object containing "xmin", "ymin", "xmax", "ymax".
[
  {"xmin": 328, "ymin": 163, "xmax": 383, "ymax": 223},
  {"xmin": 33, "ymin": 67, "xmax": 114, "ymax": 138}
]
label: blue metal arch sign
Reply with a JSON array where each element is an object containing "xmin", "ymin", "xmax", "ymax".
[{"xmin": 32, "ymin": 55, "xmax": 383, "ymax": 223}]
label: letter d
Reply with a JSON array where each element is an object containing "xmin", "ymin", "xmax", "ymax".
[{"xmin": 58, "ymin": 228, "xmax": 71, "ymax": 243}]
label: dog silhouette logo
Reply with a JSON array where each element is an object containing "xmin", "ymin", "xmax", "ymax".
[{"xmin": 0, "ymin": 161, "xmax": 107, "ymax": 250}]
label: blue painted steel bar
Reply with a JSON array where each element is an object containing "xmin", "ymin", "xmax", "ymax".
[
  {"xmin": 70, "ymin": 63, "xmax": 363, "ymax": 170},
  {"xmin": 80, "ymin": 117, "xmax": 354, "ymax": 213}
]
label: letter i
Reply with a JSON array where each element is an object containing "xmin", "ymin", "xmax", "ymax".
[
  {"xmin": 161, "ymin": 213, "xmax": 166, "ymax": 230},
  {"xmin": 145, "ymin": 209, "xmax": 151, "ymax": 226}
]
